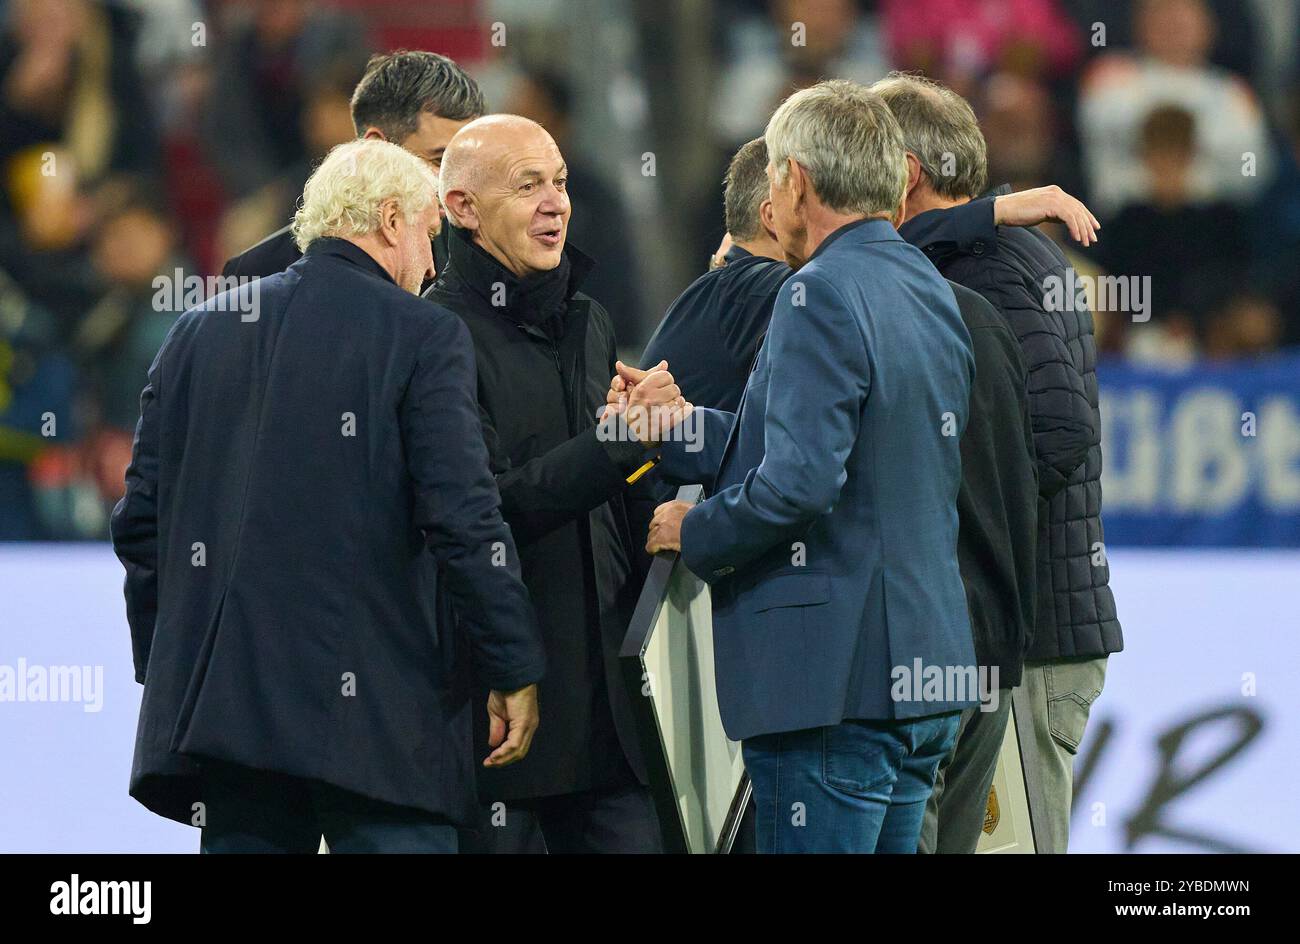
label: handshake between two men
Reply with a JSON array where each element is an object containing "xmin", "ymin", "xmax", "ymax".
[{"xmin": 601, "ymin": 360, "xmax": 697, "ymax": 557}]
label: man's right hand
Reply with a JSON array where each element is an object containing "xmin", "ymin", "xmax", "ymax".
[
  {"xmin": 994, "ymin": 185, "xmax": 1101, "ymax": 247},
  {"xmin": 605, "ymin": 360, "xmax": 690, "ymax": 447},
  {"xmin": 484, "ymin": 683, "xmax": 539, "ymax": 768},
  {"xmin": 710, "ymin": 233, "xmax": 733, "ymax": 270}
]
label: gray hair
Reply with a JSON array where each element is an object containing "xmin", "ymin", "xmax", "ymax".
[
  {"xmin": 870, "ymin": 72, "xmax": 988, "ymax": 201},
  {"xmin": 291, "ymin": 139, "xmax": 439, "ymax": 251},
  {"xmin": 724, "ymin": 137, "xmax": 770, "ymax": 241},
  {"xmin": 764, "ymin": 79, "xmax": 908, "ymax": 216}
]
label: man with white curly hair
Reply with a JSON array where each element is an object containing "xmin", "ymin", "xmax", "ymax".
[
  {"xmin": 291, "ymin": 138, "xmax": 443, "ymax": 293},
  {"xmin": 112, "ymin": 137, "xmax": 546, "ymax": 853}
]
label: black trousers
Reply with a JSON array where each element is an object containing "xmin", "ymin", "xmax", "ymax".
[
  {"xmin": 199, "ymin": 760, "xmax": 458, "ymax": 854},
  {"xmin": 459, "ymin": 782, "xmax": 663, "ymax": 854}
]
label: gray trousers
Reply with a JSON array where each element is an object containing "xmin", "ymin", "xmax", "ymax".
[
  {"xmin": 1020, "ymin": 656, "xmax": 1108, "ymax": 854},
  {"xmin": 919, "ymin": 691, "xmax": 1012, "ymax": 853}
]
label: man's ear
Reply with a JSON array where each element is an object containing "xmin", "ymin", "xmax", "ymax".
[
  {"xmin": 759, "ymin": 199, "xmax": 778, "ymax": 242},
  {"xmin": 441, "ymin": 189, "xmax": 478, "ymax": 231},
  {"xmin": 377, "ymin": 198, "xmax": 402, "ymax": 247},
  {"xmin": 788, "ymin": 158, "xmax": 808, "ymax": 209},
  {"xmin": 904, "ymin": 152, "xmax": 924, "ymax": 198},
  {"xmin": 780, "ymin": 157, "xmax": 811, "ymax": 210},
  {"xmin": 361, "ymin": 127, "xmax": 387, "ymax": 142}
]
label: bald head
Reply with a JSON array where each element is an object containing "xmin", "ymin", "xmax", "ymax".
[
  {"xmin": 438, "ymin": 114, "xmax": 572, "ymax": 278},
  {"xmin": 439, "ymin": 115, "xmax": 549, "ymax": 203}
]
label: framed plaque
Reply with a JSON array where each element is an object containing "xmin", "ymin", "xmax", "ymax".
[
  {"xmin": 620, "ymin": 485, "xmax": 750, "ymax": 854},
  {"xmin": 976, "ymin": 689, "xmax": 1043, "ymax": 853}
]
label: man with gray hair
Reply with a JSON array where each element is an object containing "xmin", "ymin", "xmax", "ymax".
[
  {"xmin": 112, "ymin": 138, "xmax": 545, "ymax": 853},
  {"xmin": 877, "ymin": 71, "xmax": 1122, "ymax": 854},
  {"xmin": 644, "ymin": 80, "xmax": 978, "ymax": 853}
]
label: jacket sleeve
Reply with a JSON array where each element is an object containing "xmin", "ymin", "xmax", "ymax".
[
  {"xmin": 903, "ymin": 196, "xmax": 998, "ymax": 255},
  {"xmin": 967, "ymin": 260, "xmax": 1095, "ymax": 498},
  {"xmin": 679, "ymin": 273, "xmax": 868, "ymax": 582},
  {"xmin": 403, "ymin": 315, "xmax": 546, "ymax": 692},
  {"xmin": 476, "ymin": 327, "xmax": 651, "ymax": 549},
  {"xmin": 110, "ymin": 369, "xmax": 163, "ymax": 685},
  {"xmin": 656, "ymin": 406, "xmax": 735, "ymax": 493}
]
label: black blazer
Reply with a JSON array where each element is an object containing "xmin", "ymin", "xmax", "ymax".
[
  {"xmin": 220, "ymin": 225, "xmax": 303, "ymax": 280},
  {"xmin": 111, "ymin": 238, "xmax": 545, "ymax": 828}
]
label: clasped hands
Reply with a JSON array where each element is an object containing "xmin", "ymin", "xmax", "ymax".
[
  {"xmin": 601, "ymin": 359, "xmax": 695, "ymax": 555},
  {"xmin": 601, "ymin": 359, "xmax": 693, "ymax": 449}
]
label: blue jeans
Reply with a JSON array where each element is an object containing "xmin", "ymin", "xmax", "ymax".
[{"xmin": 742, "ymin": 712, "xmax": 961, "ymax": 853}]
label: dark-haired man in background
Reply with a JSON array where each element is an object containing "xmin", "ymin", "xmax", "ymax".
[
  {"xmin": 640, "ymin": 137, "xmax": 789, "ymax": 413},
  {"xmin": 222, "ymin": 50, "xmax": 484, "ymax": 280}
]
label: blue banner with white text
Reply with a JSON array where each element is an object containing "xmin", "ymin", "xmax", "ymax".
[{"xmin": 1098, "ymin": 352, "xmax": 1300, "ymax": 547}]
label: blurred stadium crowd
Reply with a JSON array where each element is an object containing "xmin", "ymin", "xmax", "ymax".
[{"xmin": 2, "ymin": 0, "xmax": 1299, "ymax": 540}]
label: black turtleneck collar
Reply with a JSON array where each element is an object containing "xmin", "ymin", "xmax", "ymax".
[
  {"xmin": 442, "ymin": 223, "xmax": 594, "ymax": 333},
  {"xmin": 304, "ymin": 237, "xmax": 397, "ymax": 285}
]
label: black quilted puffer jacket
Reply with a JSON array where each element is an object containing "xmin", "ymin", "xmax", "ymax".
[{"xmin": 900, "ymin": 193, "xmax": 1122, "ymax": 661}]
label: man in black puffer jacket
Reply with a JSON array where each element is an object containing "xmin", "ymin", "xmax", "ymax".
[{"xmin": 878, "ymin": 73, "xmax": 1122, "ymax": 854}]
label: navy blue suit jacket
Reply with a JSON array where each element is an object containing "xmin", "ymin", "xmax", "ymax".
[
  {"xmin": 110, "ymin": 239, "xmax": 545, "ymax": 827},
  {"xmin": 660, "ymin": 219, "xmax": 978, "ymax": 739}
]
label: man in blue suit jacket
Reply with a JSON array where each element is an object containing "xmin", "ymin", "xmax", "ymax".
[
  {"xmin": 111, "ymin": 140, "xmax": 546, "ymax": 853},
  {"xmin": 641, "ymin": 81, "xmax": 978, "ymax": 853}
]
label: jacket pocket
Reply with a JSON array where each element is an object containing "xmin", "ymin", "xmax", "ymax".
[
  {"xmin": 749, "ymin": 570, "xmax": 831, "ymax": 612},
  {"xmin": 821, "ymin": 721, "xmax": 901, "ymax": 797}
]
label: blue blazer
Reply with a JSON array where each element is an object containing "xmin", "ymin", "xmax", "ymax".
[
  {"xmin": 111, "ymin": 239, "xmax": 545, "ymax": 827},
  {"xmin": 660, "ymin": 219, "xmax": 978, "ymax": 740}
]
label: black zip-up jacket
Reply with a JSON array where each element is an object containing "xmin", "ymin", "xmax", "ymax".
[
  {"xmin": 423, "ymin": 225, "xmax": 652, "ymax": 801},
  {"xmin": 900, "ymin": 192, "xmax": 1122, "ymax": 661},
  {"xmin": 949, "ymin": 282, "xmax": 1039, "ymax": 686}
]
